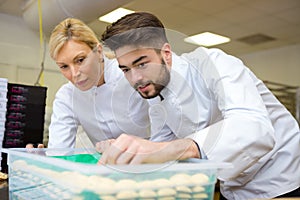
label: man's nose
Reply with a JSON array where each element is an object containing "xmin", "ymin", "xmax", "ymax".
[{"xmin": 131, "ymin": 68, "xmax": 143, "ymax": 82}]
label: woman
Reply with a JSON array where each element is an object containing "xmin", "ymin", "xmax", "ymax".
[{"xmin": 45, "ymin": 18, "xmax": 150, "ymax": 148}]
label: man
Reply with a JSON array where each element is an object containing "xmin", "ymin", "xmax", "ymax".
[{"xmin": 97, "ymin": 12, "xmax": 300, "ymax": 199}]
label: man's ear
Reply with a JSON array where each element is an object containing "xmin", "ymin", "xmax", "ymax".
[{"xmin": 161, "ymin": 43, "xmax": 172, "ymax": 66}]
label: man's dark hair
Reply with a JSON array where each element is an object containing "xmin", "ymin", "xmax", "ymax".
[{"xmin": 101, "ymin": 12, "xmax": 168, "ymax": 51}]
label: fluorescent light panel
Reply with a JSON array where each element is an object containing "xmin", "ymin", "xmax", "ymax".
[
  {"xmin": 184, "ymin": 32, "xmax": 231, "ymax": 47},
  {"xmin": 99, "ymin": 8, "xmax": 134, "ymax": 23}
]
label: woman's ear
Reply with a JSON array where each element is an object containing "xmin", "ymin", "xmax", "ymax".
[
  {"xmin": 161, "ymin": 43, "xmax": 172, "ymax": 67},
  {"xmin": 96, "ymin": 44, "xmax": 104, "ymax": 62},
  {"xmin": 96, "ymin": 43, "xmax": 103, "ymax": 54}
]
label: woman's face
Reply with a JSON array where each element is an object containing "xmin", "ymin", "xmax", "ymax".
[{"xmin": 55, "ymin": 40, "xmax": 103, "ymax": 91}]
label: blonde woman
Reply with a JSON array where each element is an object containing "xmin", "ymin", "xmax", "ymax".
[{"xmin": 45, "ymin": 18, "xmax": 150, "ymax": 148}]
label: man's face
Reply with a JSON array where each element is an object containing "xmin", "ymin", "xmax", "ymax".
[{"xmin": 116, "ymin": 47, "xmax": 170, "ymax": 99}]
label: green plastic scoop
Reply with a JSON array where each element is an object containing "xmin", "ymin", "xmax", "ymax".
[{"xmin": 51, "ymin": 153, "xmax": 101, "ymax": 164}]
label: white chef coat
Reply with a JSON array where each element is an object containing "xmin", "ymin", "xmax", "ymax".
[
  {"xmin": 148, "ymin": 47, "xmax": 300, "ymax": 199},
  {"xmin": 48, "ymin": 56, "xmax": 150, "ymax": 148}
]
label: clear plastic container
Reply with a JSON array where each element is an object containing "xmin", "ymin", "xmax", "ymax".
[
  {"xmin": 0, "ymin": 89, "xmax": 7, "ymax": 101},
  {"xmin": 0, "ymin": 78, "xmax": 8, "ymax": 88},
  {"xmin": 0, "ymin": 78, "xmax": 8, "ymax": 99},
  {"xmin": 0, "ymin": 101, "xmax": 7, "ymax": 111},
  {"xmin": 0, "ymin": 110, "xmax": 6, "ymax": 121},
  {"xmin": 3, "ymin": 148, "xmax": 231, "ymax": 200},
  {"xmin": 0, "ymin": 120, "xmax": 5, "ymax": 129}
]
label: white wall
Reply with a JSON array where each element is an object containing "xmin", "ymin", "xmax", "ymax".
[
  {"xmin": 240, "ymin": 44, "xmax": 300, "ymax": 87},
  {"xmin": 1, "ymin": 12, "xmax": 300, "ymax": 110},
  {"xmin": 0, "ymin": 13, "xmax": 67, "ymax": 107}
]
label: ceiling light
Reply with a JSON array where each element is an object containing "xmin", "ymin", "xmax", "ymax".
[
  {"xmin": 99, "ymin": 8, "xmax": 134, "ymax": 23},
  {"xmin": 184, "ymin": 32, "xmax": 231, "ymax": 47}
]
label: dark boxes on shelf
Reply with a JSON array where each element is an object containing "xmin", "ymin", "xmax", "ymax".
[{"xmin": 1, "ymin": 83, "xmax": 47, "ymax": 173}]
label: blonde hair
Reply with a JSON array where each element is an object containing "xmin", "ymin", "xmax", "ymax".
[{"xmin": 49, "ymin": 18, "xmax": 99, "ymax": 59}]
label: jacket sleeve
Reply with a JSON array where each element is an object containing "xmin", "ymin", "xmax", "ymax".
[
  {"xmin": 185, "ymin": 48, "xmax": 275, "ymax": 182},
  {"xmin": 48, "ymin": 85, "xmax": 78, "ymax": 148}
]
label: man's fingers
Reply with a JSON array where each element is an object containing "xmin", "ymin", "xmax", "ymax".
[
  {"xmin": 95, "ymin": 141, "xmax": 105, "ymax": 153},
  {"xmin": 96, "ymin": 139, "xmax": 114, "ymax": 153},
  {"xmin": 98, "ymin": 136, "xmax": 133, "ymax": 164},
  {"xmin": 96, "ymin": 139, "xmax": 116, "ymax": 165},
  {"xmin": 116, "ymin": 144, "xmax": 138, "ymax": 164},
  {"xmin": 97, "ymin": 135, "xmax": 152, "ymax": 165},
  {"xmin": 98, "ymin": 153, "xmax": 108, "ymax": 165}
]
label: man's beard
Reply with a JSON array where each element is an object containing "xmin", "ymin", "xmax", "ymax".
[{"xmin": 134, "ymin": 59, "xmax": 170, "ymax": 99}]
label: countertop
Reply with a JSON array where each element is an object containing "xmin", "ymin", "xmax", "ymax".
[{"xmin": 0, "ymin": 180, "xmax": 8, "ymax": 200}]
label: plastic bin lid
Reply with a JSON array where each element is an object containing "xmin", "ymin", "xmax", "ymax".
[{"xmin": 2, "ymin": 148, "xmax": 232, "ymax": 174}]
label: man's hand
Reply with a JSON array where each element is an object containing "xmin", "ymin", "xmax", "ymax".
[
  {"xmin": 95, "ymin": 139, "xmax": 115, "ymax": 153},
  {"xmin": 96, "ymin": 134, "xmax": 200, "ymax": 165}
]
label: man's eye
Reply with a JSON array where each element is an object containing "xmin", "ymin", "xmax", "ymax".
[
  {"xmin": 138, "ymin": 63, "xmax": 146, "ymax": 68},
  {"xmin": 122, "ymin": 68, "xmax": 129, "ymax": 73}
]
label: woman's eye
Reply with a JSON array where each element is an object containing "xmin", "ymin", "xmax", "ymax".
[
  {"xmin": 76, "ymin": 57, "xmax": 85, "ymax": 64},
  {"xmin": 59, "ymin": 65, "xmax": 68, "ymax": 69}
]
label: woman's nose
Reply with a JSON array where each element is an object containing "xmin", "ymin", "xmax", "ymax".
[{"xmin": 70, "ymin": 65, "xmax": 81, "ymax": 77}]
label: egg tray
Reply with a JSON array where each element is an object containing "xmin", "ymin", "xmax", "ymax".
[
  {"xmin": 3, "ymin": 148, "xmax": 230, "ymax": 200},
  {"xmin": 9, "ymin": 162, "xmax": 215, "ymax": 200}
]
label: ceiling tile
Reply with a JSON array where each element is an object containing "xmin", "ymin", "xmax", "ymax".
[
  {"xmin": 0, "ymin": 0, "xmax": 299, "ymax": 56},
  {"xmin": 125, "ymin": 0, "xmax": 171, "ymax": 11},
  {"xmin": 243, "ymin": 0, "xmax": 300, "ymax": 14},
  {"xmin": 275, "ymin": 6, "xmax": 300, "ymax": 25},
  {"xmin": 239, "ymin": 14, "xmax": 288, "ymax": 33},
  {"xmin": 213, "ymin": 4, "xmax": 265, "ymax": 24},
  {"xmin": 180, "ymin": 0, "xmax": 237, "ymax": 14}
]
